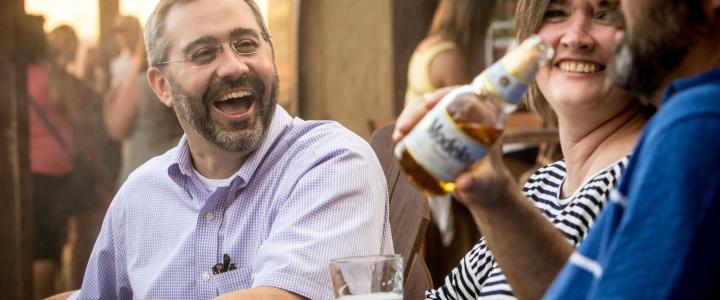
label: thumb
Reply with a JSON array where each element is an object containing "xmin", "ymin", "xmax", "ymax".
[
  {"xmin": 454, "ymin": 168, "xmax": 483, "ymax": 196},
  {"xmin": 454, "ymin": 151, "xmax": 514, "ymax": 208}
]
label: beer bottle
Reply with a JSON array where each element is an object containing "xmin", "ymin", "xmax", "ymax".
[{"xmin": 395, "ymin": 35, "xmax": 554, "ymax": 195}]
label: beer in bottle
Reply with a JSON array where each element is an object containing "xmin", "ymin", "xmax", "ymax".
[{"xmin": 395, "ymin": 35, "xmax": 554, "ymax": 195}]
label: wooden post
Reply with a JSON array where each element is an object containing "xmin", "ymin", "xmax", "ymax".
[
  {"xmin": 298, "ymin": 0, "xmax": 397, "ymax": 137},
  {"xmin": 99, "ymin": 0, "xmax": 120, "ymax": 41},
  {"xmin": 0, "ymin": 0, "xmax": 33, "ymax": 299},
  {"xmin": 296, "ymin": 0, "xmax": 438, "ymax": 137},
  {"xmin": 390, "ymin": 0, "xmax": 437, "ymax": 115}
]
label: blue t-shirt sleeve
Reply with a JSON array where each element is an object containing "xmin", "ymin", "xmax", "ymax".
[{"xmin": 588, "ymin": 114, "xmax": 720, "ymax": 299}]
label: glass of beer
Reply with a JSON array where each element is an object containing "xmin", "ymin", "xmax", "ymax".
[{"xmin": 329, "ymin": 254, "xmax": 403, "ymax": 299}]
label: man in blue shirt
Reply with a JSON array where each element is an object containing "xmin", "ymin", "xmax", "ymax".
[
  {"xmin": 546, "ymin": 0, "xmax": 720, "ymax": 298},
  {"xmin": 53, "ymin": 0, "xmax": 393, "ymax": 299}
]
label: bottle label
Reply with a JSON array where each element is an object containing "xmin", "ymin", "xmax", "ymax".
[
  {"xmin": 474, "ymin": 59, "xmax": 529, "ymax": 105},
  {"xmin": 399, "ymin": 88, "xmax": 489, "ymax": 182}
]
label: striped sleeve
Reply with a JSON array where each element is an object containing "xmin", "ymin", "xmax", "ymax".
[
  {"xmin": 425, "ymin": 158, "xmax": 628, "ymax": 299},
  {"xmin": 426, "ymin": 238, "xmax": 494, "ymax": 299}
]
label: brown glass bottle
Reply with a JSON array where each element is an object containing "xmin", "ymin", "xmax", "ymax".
[
  {"xmin": 397, "ymin": 93, "xmax": 505, "ymax": 195},
  {"xmin": 395, "ymin": 35, "xmax": 553, "ymax": 195}
]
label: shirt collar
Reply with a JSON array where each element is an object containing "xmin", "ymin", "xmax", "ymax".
[
  {"xmin": 167, "ymin": 105, "xmax": 293, "ymax": 195},
  {"xmin": 662, "ymin": 67, "xmax": 720, "ymax": 104},
  {"xmin": 233, "ymin": 105, "xmax": 293, "ymax": 189}
]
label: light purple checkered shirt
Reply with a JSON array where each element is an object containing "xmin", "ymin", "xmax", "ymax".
[{"xmin": 70, "ymin": 106, "xmax": 393, "ymax": 300}]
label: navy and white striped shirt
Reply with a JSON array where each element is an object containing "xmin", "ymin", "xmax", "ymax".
[
  {"xmin": 70, "ymin": 106, "xmax": 394, "ymax": 300},
  {"xmin": 426, "ymin": 157, "xmax": 628, "ymax": 299}
]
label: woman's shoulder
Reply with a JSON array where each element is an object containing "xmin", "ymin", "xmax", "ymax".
[
  {"xmin": 413, "ymin": 36, "xmax": 460, "ymax": 65},
  {"xmin": 416, "ymin": 35, "xmax": 458, "ymax": 52},
  {"xmin": 421, "ymin": 37, "xmax": 468, "ymax": 88}
]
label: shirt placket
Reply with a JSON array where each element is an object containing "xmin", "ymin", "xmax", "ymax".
[{"xmin": 195, "ymin": 187, "xmax": 227, "ymax": 299}]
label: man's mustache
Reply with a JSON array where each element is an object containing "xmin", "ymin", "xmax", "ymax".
[{"xmin": 202, "ymin": 75, "xmax": 265, "ymax": 104}]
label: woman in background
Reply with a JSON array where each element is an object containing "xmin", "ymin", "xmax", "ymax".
[
  {"xmin": 405, "ymin": 0, "xmax": 497, "ymax": 106},
  {"xmin": 45, "ymin": 24, "xmax": 111, "ymax": 293},
  {"xmin": 102, "ymin": 15, "xmax": 182, "ymax": 188},
  {"xmin": 28, "ymin": 18, "xmax": 106, "ymax": 299}
]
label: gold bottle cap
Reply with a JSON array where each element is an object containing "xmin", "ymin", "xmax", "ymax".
[
  {"xmin": 470, "ymin": 35, "xmax": 554, "ymax": 103},
  {"xmin": 502, "ymin": 35, "xmax": 554, "ymax": 83}
]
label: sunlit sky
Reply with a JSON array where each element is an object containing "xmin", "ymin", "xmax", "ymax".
[{"xmin": 25, "ymin": 0, "xmax": 268, "ymax": 45}]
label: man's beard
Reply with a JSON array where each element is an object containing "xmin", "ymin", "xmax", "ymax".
[
  {"xmin": 167, "ymin": 72, "xmax": 279, "ymax": 153},
  {"xmin": 610, "ymin": 1, "xmax": 707, "ymax": 103}
]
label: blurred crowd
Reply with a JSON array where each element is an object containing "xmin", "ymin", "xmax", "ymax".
[{"xmin": 25, "ymin": 14, "xmax": 182, "ymax": 299}]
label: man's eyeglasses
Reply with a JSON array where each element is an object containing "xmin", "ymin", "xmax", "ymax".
[{"xmin": 155, "ymin": 33, "xmax": 271, "ymax": 68}]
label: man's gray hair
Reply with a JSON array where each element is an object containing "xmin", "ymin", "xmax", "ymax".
[{"xmin": 144, "ymin": 0, "xmax": 270, "ymax": 67}]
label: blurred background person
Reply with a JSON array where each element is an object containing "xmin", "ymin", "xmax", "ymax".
[
  {"xmin": 25, "ymin": 15, "xmax": 70, "ymax": 299},
  {"xmin": 47, "ymin": 25, "xmax": 78, "ymax": 74},
  {"xmin": 26, "ymin": 18, "xmax": 101, "ymax": 298},
  {"xmin": 403, "ymin": 0, "xmax": 498, "ymax": 285},
  {"xmin": 80, "ymin": 47, "xmax": 111, "ymax": 99},
  {"xmin": 405, "ymin": 0, "xmax": 497, "ymax": 106},
  {"xmin": 33, "ymin": 23, "xmax": 113, "ymax": 294},
  {"xmin": 102, "ymin": 15, "xmax": 182, "ymax": 188},
  {"xmin": 108, "ymin": 16, "xmax": 141, "ymax": 92}
]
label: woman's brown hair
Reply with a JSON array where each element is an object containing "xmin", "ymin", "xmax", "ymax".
[{"xmin": 514, "ymin": 0, "xmax": 556, "ymax": 125}]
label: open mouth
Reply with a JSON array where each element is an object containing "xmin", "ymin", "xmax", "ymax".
[
  {"xmin": 556, "ymin": 61, "xmax": 606, "ymax": 74},
  {"xmin": 213, "ymin": 90, "xmax": 254, "ymax": 117}
]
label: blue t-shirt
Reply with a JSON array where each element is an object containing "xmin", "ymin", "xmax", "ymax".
[{"xmin": 545, "ymin": 68, "xmax": 720, "ymax": 299}]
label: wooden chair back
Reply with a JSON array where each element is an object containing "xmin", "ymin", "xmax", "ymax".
[
  {"xmin": 369, "ymin": 124, "xmax": 433, "ymax": 294},
  {"xmin": 403, "ymin": 255, "xmax": 433, "ymax": 299}
]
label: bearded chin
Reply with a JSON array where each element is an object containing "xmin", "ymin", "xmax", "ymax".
[
  {"xmin": 610, "ymin": 42, "xmax": 660, "ymax": 105},
  {"xmin": 207, "ymin": 119, "xmax": 264, "ymax": 153},
  {"xmin": 609, "ymin": 0, "xmax": 706, "ymax": 104}
]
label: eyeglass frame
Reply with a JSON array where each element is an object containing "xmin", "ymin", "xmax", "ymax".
[{"xmin": 153, "ymin": 32, "xmax": 272, "ymax": 68}]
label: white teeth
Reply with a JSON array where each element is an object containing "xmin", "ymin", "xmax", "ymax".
[
  {"xmin": 219, "ymin": 91, "xmax": 251, "ymax": 101},
  {"xmin": 558, "ymin": 61, "xmax": 601, "ymax": 73}
]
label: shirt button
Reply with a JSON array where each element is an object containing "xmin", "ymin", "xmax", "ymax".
[
  {"xmin": 206, "ymin": 212, "xmax": 214, "ymax": 221},
  {"xmin": 202, "ymin": 272, "xmax": 210, "ymax": 282}
]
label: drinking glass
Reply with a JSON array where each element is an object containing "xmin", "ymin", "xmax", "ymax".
[{"xmin": 329, "ymin": 254, "xmax": 403, "ymax": 299}]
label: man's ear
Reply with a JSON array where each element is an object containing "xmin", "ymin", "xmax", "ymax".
[{"xmin": 147, "ymin": 67, "xmax": 174, "ymax": 108}]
